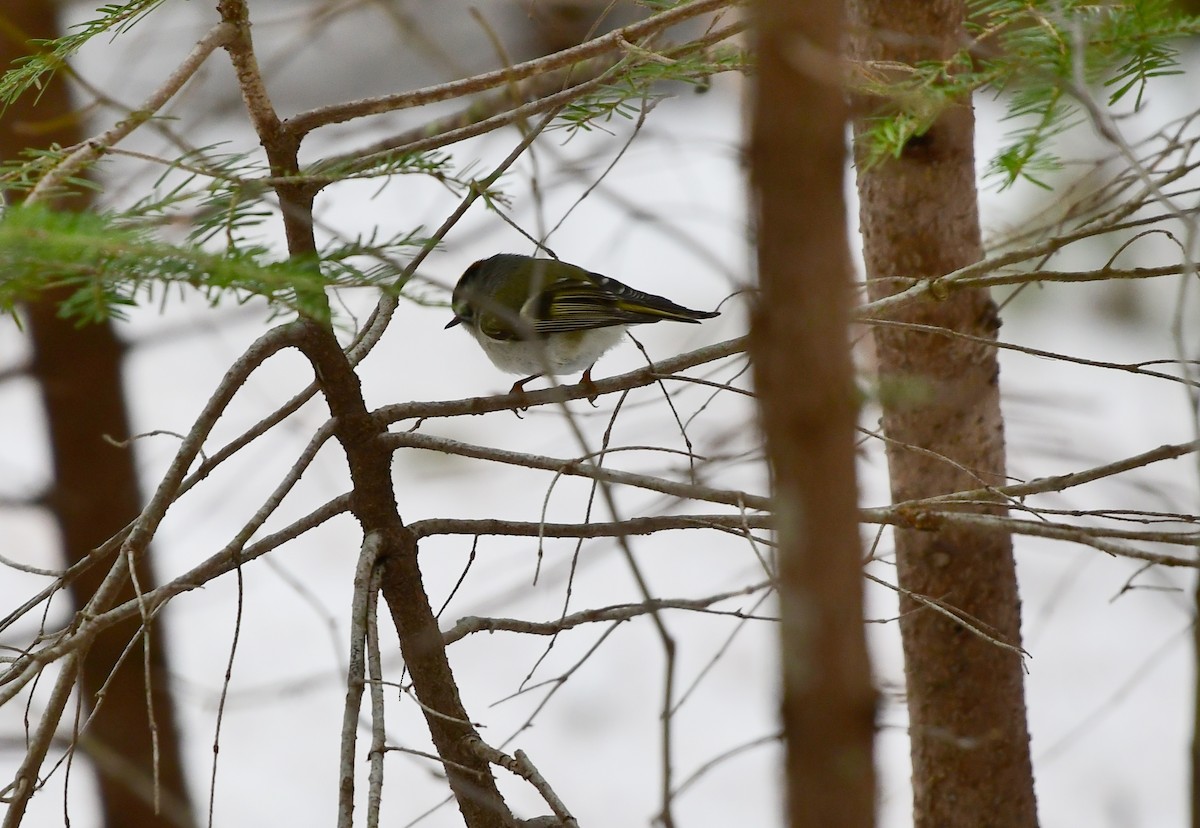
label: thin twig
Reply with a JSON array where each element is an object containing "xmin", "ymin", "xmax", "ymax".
[
  {"xmin": 375, "ymin": 336, "xmax": 748, "ymax": 423},
  {"xmin": 337, "ymin": 532, "xmax": 383, "ymax": 828},
  {"xmin": 28, "ymin": 23, "xmax": 235, "ymax": 203},
  {"xmin": 443, "ymin": 582, "xmax": 773, "ymax": 645},
  {"xmin": 465, "ymin": 739, "xmax": 578, "ymax": 827},
  {"xmin": 284, "ymin": 0, "xmax": 737, "ymax": 135},
  {"xmin": 383, "ymin": 431, "xmax": 770, "ymax": 511}
]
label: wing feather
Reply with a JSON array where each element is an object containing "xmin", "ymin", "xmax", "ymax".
[{"xmin": 530, "ymin": 274, "xmax": 717, "ymax": 334}]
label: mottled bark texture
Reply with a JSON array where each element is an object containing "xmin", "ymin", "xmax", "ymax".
[
  {"xmin": 1, "ymin": 5, "xmax": 195, "ymax": 826},
  {"xmin": 749, "ymin": 0, "xmax": 876, "ymax": 825},
  {"xmin": 847, "ymin": 1, "xmax": 1039, "ymax": 825}
]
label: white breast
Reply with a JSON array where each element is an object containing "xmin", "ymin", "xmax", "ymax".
[{"xmin": 469, "ymin": 325, "xmax": 628, "ymax": 377}]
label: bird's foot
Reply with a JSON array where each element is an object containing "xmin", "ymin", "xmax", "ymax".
[
  {"xmin": 581, "ymin": 367, "xmax": 599, "ymax": 406},
  {"xmin": 509, "ymin": 374, "xmax": 538, "ymax": 416}
]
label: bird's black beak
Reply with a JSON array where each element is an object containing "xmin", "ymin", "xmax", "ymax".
[{"xmin": 445, "ymin": 316, "xmax": 462, "ymax": 329}]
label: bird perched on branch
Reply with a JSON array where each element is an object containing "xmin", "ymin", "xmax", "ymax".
[{"xmin": 446, "ymin": 253, "xmax": 719, "ymax": 396}]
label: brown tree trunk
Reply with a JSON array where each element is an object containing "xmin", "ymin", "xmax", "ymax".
[
  {"xmin": 846, "ymin": 1, "xmax": 1038, "ymax": 826},
  {"xmin": 749, "ymin": 0, "xmax": 876, "ymax": 825},
  {"xmin": 1, "ymin": 6, "xmax": 195, "ymax": 826}
]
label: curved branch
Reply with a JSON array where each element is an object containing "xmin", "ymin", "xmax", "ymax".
[
  {"xmin": 385, "ymin": 431, "xmax": 769, "ymax": 511},
  {"xmin": 375, "ymin": 336, "xmax": 747, "ymax": 424},
  {"xmin": 443, "ymin": 581, "xmax": 773, "ymax": 645},
  {"xmin": 410, "ymin": 513, "xmax": 773, "ymax": 540},
  {"xmin": 284, "ymin": 0, "xmax": 739, "ymax": 136},
  {"xmin": 0, "ymin": 321, "xmax": 300, "ymax": 820}
]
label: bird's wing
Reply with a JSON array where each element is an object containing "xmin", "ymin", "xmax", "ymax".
[{"xmin": 531, "ymin": 274, "xmax": 713, "ymax": 334}]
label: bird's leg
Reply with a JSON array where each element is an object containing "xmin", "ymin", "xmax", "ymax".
[
  {"xmin": 508, "ymin": 373, "xmax": 539, "ymax": 416},
  {"xmin": 581, "ymin": 366, "xmax": 599, "ymax": 406},
  {"xmin": 509, "ymin": 373, "xmax": 540, "ymax": 395}
]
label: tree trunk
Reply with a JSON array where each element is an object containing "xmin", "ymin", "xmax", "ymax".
[
  {"xmin": 846, "ymin": 1, "xmax": 1038, "ymax": 826},
  {"xmin": 1, "ymin": 6, "xmax": 195, "ymax": 826},
  {"xmin": 749, "ymin": 0, "xmax": 876, "ymax": 825}
]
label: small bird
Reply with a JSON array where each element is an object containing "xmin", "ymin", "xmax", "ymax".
[{"xmin": 446, "ymin": 253, "xmax": 719, "ymax": 395}]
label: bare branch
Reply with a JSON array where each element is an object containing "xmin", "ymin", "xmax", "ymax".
[
  {"xmin": 465, "ymin": 738, "xmax": 579, "ymax": 828},
  {"xmin": 375, "ymin": 337, "xmax": 748, "ymax": 424},
  {"xmin": 411, "ymin": 513, "xmax": 773, "ymax": 541},
  {"xmin": 385, "ymin": 431, "xmax": 769, "ymax": 511},
  {"xmin": 284, "ymin": 0, "xmax": 738, "ymax": 136},
  {"xmin": 338, "ymin": 532, "xmax": 383, "ymax": 828},
  {"xmin": 443, "ymin": 582, "xmax": 773, "ymax": 645}
]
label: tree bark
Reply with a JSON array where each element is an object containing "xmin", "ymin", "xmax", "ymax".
[
  {"xmin": 749, "ymin": 0, "xmax": 876, "ymax": 825},
  {"xmin": 846, "ymin": 1, "xmax": 1038, "ymax": 826},
  {"xmin": 1, "ymin": 5, "xmax": 195, "ymax": 826}
]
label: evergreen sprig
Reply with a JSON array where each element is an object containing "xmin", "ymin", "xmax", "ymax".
[
  {"xmin": 856, "ymin": 0, "xmax": 1200, "ymax": 188},
  {"xmin": 320, "ymin": 227, "xmax": 432, "ymax": 292},
  {"xmin": 558, "ymin": 44, "xmax": 747, "ymax": 134},
  {"xmin": 0, "ymin": 0, "xmax": 166, "ymax": 108},
  {"xmin": 0, "ymin": 205, "xmax": 402, "ymax": 325}
]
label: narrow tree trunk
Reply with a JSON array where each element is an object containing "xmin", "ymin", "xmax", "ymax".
[
  {"xmin": 846, "ymin": 1, "xmax": 1038, "ymax": 826},
  {"xmin": 1, "ymin": 6, "xmax": 194, "ymax": 826},
  {"xmin": 749, "ymin": 0, "xmax": 876, "ymax": 825}
]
